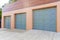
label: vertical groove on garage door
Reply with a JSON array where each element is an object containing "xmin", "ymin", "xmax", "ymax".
[
  {"xmin": 15, "ymin": 13, "xmax": 26, "ymax": 30},
  {"xmin": 4, "ymin": 16, "xmax": 11, "ymax": 29},
  {"xmin": 33, "ymin": 7, "xmax": 56, "ymax": 32}
]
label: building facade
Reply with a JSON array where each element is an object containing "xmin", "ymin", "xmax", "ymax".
[{"xmin": 2, "ymin": 0, "xmax": 60, "ymax": 32}]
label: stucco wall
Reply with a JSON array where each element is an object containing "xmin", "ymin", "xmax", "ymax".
[
  {"xmin": 2, "ymin": 1, "xmax": 60, "ymax": 32},
  {"xmin": 3, "ymin": 0, "xmax": 60, "ymax": 12}
]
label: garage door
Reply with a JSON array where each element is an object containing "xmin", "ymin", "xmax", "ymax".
[
  {"xmin": 33, "ymin": 7, "xmax": 56, "ymax": 32},
  {"xmin": 15, "ymin": 13, "xmax": 26, "ymax": 30},
  {"xmin": 4, "ymin": 16, "xmax": 11, "ymax": 29}
]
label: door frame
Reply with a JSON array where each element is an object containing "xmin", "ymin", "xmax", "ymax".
[
  {"xmin": 32, "ymin": 6, "xmax": 57, "ymax": 32},
  {"xmin": 4, "ymin": 16, "xmax": 11, "ymax": 29},
  {"xmin": 15, "ymin": 12, "xmax": 26, "ymax": 29}
]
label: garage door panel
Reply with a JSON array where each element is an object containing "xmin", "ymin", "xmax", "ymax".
[
  {"xmin": 4, "ymin": 16, "xmax": 11, "ymax": 29},
  {"xmin": 33, "ymin": 7, "xmax": 56, "ymax": 32},
  {"xmin": 16, "ymin": 13, "xmax": 26, "ymax": 30}
]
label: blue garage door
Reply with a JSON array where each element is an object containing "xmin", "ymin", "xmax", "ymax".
[
  {"xmin": 15, "ymin": 13, "xmax": 26, "ymax": 30},
  {"xmin": 33, "ymin": 7, "xmax": 56, "ymax": 32},
  {"xmin": 4, "ymin": 16, "xmax": 11, "ymax": 29}
]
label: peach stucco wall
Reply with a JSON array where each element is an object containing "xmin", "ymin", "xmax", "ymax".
[{"xmin": 2, "ymin": 1, "xmax": 60, "ymax": 32}]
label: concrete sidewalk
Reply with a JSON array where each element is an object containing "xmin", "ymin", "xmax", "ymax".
[{"xmin": 0, "ymin": 29, "xmax": 60, "ymax": 40}]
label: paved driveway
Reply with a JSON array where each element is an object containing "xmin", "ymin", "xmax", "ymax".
[{"xmin": 0, "ymin": 29, "xmax": 60, "ymax": 40}]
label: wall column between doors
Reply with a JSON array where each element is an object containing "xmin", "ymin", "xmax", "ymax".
[
  {"xmin": 11, "ymin": 14, "xmax": 15, "ymax": 29},
  {"xmin": 26, "ymin": 9, "xmax": 33, "ymax": 30},
  {"xmin": 56, "ymin": 2, "xmax": 60, "ymax": 32}
]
